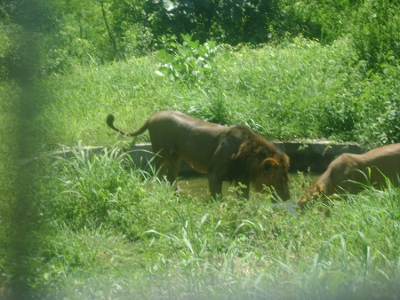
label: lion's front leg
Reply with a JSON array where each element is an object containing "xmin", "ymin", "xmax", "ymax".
[{"xmin": 208, "ymin": 174, "xmax": 223, "ymax": 199}]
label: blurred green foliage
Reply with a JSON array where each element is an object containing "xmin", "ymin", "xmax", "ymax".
[{"xmin": 1, "ymin": 0, "xmax": 399, "ymax": 75}]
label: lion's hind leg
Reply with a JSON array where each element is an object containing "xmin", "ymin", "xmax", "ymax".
[
  {"xmin": 153, "ymin": 150, "xmax": 180, "ymax": 187},
  {"xmin": 165, "ymin": 154, "xmax": 180, "ymax": 185}
]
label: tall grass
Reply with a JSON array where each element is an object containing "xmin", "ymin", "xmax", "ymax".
[
  {"xmin": 2, "ymin": 37, "xmax": 400, "ymax": 298},
  {"xmin": 12, "ymin": 147, "xmax": 397, "ymax": 299},
  {"xmin": 33, "ymin": 37, "xmax": 399, "ymax": 149},
  {"xmin": 0, "ymin": 80, "xmax": 23, "ymax": 293}
]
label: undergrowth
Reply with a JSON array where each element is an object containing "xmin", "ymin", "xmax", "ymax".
[
  {"xmin": 0, "ymin": 1, "xmax": 400, "ymax": 299},
  {"xmin": 14, "ymin": 147, "xmax": 399, "ymax": 299},
  {"xmin": 34, "ymin": 37, "xmax": 400, "ymax": 149}
]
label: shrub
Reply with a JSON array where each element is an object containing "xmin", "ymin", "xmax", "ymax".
[
  {"xmin": 187, "ymin": 95, "xmax": 231, "ymax": 125},
  {"xmin": 351, "ymin": 0, "xmax": 400, "ymax": 72},
  {"xmin": 319, "ymin": 94, "xmax": 361, "ymax": 141},
  {"xmin": 355, "ymin": 65, "xmax": 400, "ymax": 145},
  {"xmin": 279, "ymin": 0, "xmax": 357, "ymax": 44},
  {"xmin": 156, "ymin": 34, "xmax": 221, "ymax": 83}
]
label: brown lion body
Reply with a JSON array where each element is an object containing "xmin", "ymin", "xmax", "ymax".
[
  {"xmin": 107, "ymin": 111, "xmax": 290, "ymax": 200},
  {"xmin": 298, "ymin": 143, "xmax": 400, "ymax": 208}
]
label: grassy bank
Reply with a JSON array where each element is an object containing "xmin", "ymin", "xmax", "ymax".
[
  {"xmin": 35, "ymin": 37, "xmax": 399, "ymax": 150},
  {"xmin": 13, "ymin": 147, "xmax": 400, "ymax": 299},
  {"xmin": 1, "ymin": 37, "xmax": 400, "ymax": 298}
]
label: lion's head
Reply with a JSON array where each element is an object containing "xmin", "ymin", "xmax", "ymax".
[
  {"xmin": 253, "ymin": 154, "xmax": 291, "ymax": 202},
  {"xmin": 297, "ymin": 182, "xmax": 326, "ymax": 209}
]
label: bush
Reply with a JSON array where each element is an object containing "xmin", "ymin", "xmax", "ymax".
[
  {"xmin": 355, "ymin": 65, "xmax": 400, "ymax": 145},
  {"xmin": 0, "ymin": 24, "xmax": 19, "ymax": 80},
  {"xmin": 279, "ymin": 0, "xmax": 357, "ymax": 44},
  {"xmin": 351, "ymin": 0, "xmax": 400, "ymax": 72},
  {"xmin": 319, "ymin": 93, "xmax": 361, "ymax": 141},
  {"xmin": 156, "ymin": 34, "xmax": 222, "ymax": 83}
]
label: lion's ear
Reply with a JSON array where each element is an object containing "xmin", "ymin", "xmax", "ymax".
[{"xmin": 262, "ymin": 157, "xmax": 279, "ymax": 170}]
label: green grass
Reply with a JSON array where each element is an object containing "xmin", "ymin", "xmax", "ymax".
[
  {"xmin": 1, "ymin": 37, "xmax": 400, "ymax": 298},
  {"xmin": 34, "ymin": 37, "xmax": 399, "ymax": 149},
  {"xmin": 14, "ymin": 147, "xmax": 400, "ymax": 299}
]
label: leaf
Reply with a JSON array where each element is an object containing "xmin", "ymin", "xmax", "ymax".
[
  {"xmin": 163, "ymin": 0, "xmax": 177, "ymax": 12},
  {"xmin": 223, "ymin": 52, "xmax": 230, "ymax": 61},
  {"xmin": 158, "ymin": 49, "xmax": 167, "ymax": 59},
  {"xmin": 206, "ymin": 40, "xmax": 217, "ymax": 49},
  {"xmin": 187, "ymin": 39, "xmax": 199, "ymax": 50}
]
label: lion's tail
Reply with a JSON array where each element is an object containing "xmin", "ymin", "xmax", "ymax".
[{"xmin": 106, "ymin": 114, "xmax": 148, "ymax": 137}]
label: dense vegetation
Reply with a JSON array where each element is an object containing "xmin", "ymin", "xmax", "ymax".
[
  {"xmin": 1, "ymin": 0, "xmax": 399, "ymax": 146},
  {"xmin": 3, "ymin": 149, "xmax": 400, "ymax": 299},
  {"xmin": 1, "ymin": 0, "xmax": 400, "ymax": 298},
  {"xmin": 2, "ymin": 0, "xmax": 400, "ymax": 75}
]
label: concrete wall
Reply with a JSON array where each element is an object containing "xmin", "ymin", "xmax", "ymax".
[
  {"xmin": 127, "ymin": 142, "xmax": 364, "ymax": 175},
  {"xmin": 28, "ymin": 142, "xmax": 363, "ymax": 176},
  {"xmin": 274, "ymin": 142, "xmax": 363, "ymax": 173}
]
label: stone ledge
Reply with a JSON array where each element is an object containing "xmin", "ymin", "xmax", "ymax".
[
  {"xmin": 22, "ymin": 142, "xmax": 364, "ymax": 175},
  {"xmin": 274, "ymin": 141, "xmax": 363, "ymax": 173},
  {"xmin": 127, "ymin": 141, "xmax": 364, "ymax": 175}
]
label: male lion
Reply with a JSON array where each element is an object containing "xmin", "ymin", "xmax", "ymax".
[
  {"xmin": 106, "ymin": 111, "xmax": 290, "ymax": 200},
  {"xmin": 297, "ymin": 143, "xmax": 400, "ymax": 208}
]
